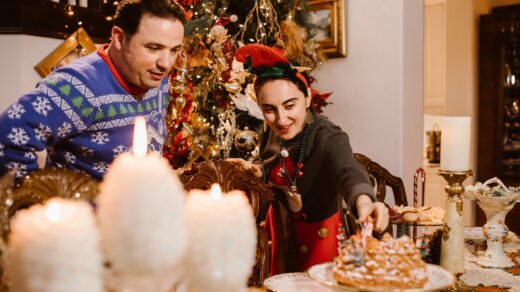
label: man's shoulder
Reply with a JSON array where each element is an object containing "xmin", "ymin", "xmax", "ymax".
[
  {"xmin": 55, "ymin": 52, "xmax": 106, "ymax": 80},
  {"xmin": 39, "ymin": 52, "xmax": 109, "ymax": 93}
]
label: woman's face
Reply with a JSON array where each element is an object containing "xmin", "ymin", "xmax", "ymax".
[{"xmin": 258, "ymin": 79, "xmax": 311, "ymax": 140}]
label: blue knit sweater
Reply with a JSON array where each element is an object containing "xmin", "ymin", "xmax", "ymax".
[{"xmin": 0, "ymin": 49, "xmax": 170, "ymax": 180}]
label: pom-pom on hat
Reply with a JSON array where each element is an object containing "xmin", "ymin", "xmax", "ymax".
[{"xmin": 235, "ymin": 44, "xmax": 309, "ymax": 90}]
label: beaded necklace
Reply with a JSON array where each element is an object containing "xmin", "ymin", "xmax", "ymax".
[{"xmin": 278, "ymin": 124, "xmax": 310, "ymax": 197}]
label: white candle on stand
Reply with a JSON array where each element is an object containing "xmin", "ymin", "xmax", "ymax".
[
  {"xmin": 440, "ymin": 116, "xmax": 471, "ymax": 171},
  {"xmin": 7, "ymin": 198, "xmax": 102, "ymax": 292},
  {"xmin": 185, "ymin": 184, "xmax": 257, "ymax": 292},
  {"xmin": 97, "ymin": 116, "xmax": 187, "ymax": 291}
]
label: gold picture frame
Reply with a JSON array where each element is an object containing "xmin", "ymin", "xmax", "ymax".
[
  {"xmin": 308, "ymin": 0, "xmax": 346, "ymax": 58},
  {"xmin": 34, "ymin": 27, "xmax": 97, "ymax": 78}
]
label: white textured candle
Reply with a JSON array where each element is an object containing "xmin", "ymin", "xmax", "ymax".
[
  {"xmin": 440, "ymin": 116, "xmax": 471, "ymax": 171},
  {"xmin": 97, "ymin": 117, "xmax": 187, "ymax": 291},
  {"xmin": 7, "ymin": 198, "xmax": 102, "ymax": 292},
  {"xmin": 185, "ymin": 185, "xmax": 257, "ymax": 292},
  {"xmin": 98, "ymin": 152, "xmax": 187, "ymax": 290}
]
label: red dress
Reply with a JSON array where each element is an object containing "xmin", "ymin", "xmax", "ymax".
[{"xmin": 265, "ymin": 156, "xmax": 341, "ymax": 275}]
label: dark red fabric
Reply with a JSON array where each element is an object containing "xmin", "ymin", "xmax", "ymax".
[
  {"xmin": 265, "ymin": 207, "xmax": 340, "ymax": 275},
  {"xmin": 235, "ymin": 44, "xmax": 286, "ymax": 69},
  {"xmin": 266, "ymin": 157, "xmax": 340, "ymax": 275},
  {"xmin": 268, "ymin": 156, "xmax": 295, "ymax": 186},
  {"xmin": 234, "ymin": 44, "xmax": 309, "ymax": 90}
]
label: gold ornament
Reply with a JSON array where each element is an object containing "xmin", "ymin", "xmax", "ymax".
[{"xmin": 234, "ymin": 127, "xmax": 260, "ymax": 154}]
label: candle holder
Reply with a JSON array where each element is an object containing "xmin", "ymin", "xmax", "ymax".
[
  {"xmin": 438, "ymin": 169, "xmax": 473, "ymax": 276},
  {"xmin": 464, "ymin": 177, "xmax": 520, "ymax": 268}
]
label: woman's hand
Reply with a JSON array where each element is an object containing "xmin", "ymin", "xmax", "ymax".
[
  {"xmin": 226, "ymin": 158, "xmax": 263, "ymax": 178},
  {"xmin": 355, "ymin": 194, "xmax": 389, "ymax": 233}
]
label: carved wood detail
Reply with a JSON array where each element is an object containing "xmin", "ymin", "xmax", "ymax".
[{"xmin": 180, "ymin": 160, "xmax": 274, "ymax": 287}]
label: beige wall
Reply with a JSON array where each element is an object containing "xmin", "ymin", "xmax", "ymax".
[
  {"xmin": 0, "ymin": 1, "xmax": 423, "ymax": 208},
  {"xmin": 0, "ymin": 35, "xmax": 64, "ymax": 112},
  {"xmin": 314, "ymin": 0, "xmax": 424, "ymax": 205}
]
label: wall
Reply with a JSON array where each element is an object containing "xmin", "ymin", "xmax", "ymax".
[
  {"xmin": 0, "ymin": 35, "xmax": 64, "ymax": 112},
  {"xmin": 0, "ymin": 1, "xmax": 424, "ymax": 205},
  {"xmin": 314, "ymin": 0, "xmax": 424, "ymax": 204}
]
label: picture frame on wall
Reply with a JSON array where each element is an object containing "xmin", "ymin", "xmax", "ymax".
[
  {"xmin": 34, "ymin": 27, "xmax": 97, "ymax": 78},
  {"xmin": 308, "ymin": 0, "xmax": 347, "ymax": 58}
]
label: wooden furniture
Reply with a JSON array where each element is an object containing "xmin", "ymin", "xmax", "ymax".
[
  {"xmin": 342, "ymin": 153, "xmax": 408, "ymax": 236},
  {"xmin": 0, "ymin": 167, "xmax": 99, "ymax": 292},
  {"xmin": 180, "ymin": 160, "xmax": 274, "ymax": 287},
  {"xmin": 353, "ymin": 153, "xmax": 407, "ymax": 206},
  {"xmin": 0, "ymin": 167, "xmax": 99, "ymax": 241},
  {"xmin": 273, "ymin": 153, "xmax": 409, "ymax": 274},
  {"xmin": 478, "ymin": 5, "xmax": 520, "ymax": 234}
]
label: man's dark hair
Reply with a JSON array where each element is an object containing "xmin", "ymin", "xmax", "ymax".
[{"xmin": 114, "ymin": 0, "xmax": 185, "ymax": 39}]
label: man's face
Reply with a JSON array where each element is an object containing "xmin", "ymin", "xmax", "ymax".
[{"xmin": 117, "ymin": 14, "xmax": 184, "ymax": 89}]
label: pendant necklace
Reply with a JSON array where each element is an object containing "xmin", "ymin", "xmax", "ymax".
[{"xmin": 278, "ymin": 124, "xmax": 310, "ymax": 197}]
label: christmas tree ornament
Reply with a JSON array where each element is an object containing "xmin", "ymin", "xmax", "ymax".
[
  {"xmin": 234, "ymin": 127, "xmax": 260, "ymax": 154},
  {"xmin": 163, "ymin": 0, "xmax": 329, "ymax": 170}
]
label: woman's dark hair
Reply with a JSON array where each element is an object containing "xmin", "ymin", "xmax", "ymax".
[
  {"xmin": 114, "ymin": 0, "xmax": 185, "ymax": 39},
  {"xmin": 255, "ymin": 72, "xmax": 310, "ymax": 97}
]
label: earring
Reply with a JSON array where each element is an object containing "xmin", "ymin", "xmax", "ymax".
[{"xmin": 305, "ymin": 108, "xmax": 314, "ymax": 124}]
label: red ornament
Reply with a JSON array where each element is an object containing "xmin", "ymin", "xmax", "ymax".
[
  {"xmin": 298, "ymin": 170, "xmax": 304, "ymax": 177},
  {"xmin": 296, "ymin": 162, "xmax": 303, "ymax": 169}
]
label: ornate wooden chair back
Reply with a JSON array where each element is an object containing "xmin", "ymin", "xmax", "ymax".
[
  {"xmin": 0, "ymin": 167, "xmax": 99, "ymax": 291},
  {"xmin": 341, "ymin": 153, "xmax": 408, "ymax": 237},
  {"xmin": 180, "ymin": 160, "xmax": 274, "ymax": 287}
]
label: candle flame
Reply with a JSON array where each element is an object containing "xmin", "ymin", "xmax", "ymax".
[
  {"xmin": 210, "ymin": 184, "xmax": 222, "ymax": 200},
  {"xmin": 133, "ymin": 116, "xmax": 147, "ymax": 157},
  {"xmin": 45, "ymin": 201, "xmax": 61, "ymax": 223}
]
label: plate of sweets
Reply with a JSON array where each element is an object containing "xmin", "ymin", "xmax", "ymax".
[
  {"xmin": 308, "ymin": 224, "xmax": 454, "ymax": 291},
  {"xmin": 390, "ymin": 205, "xmax": 444, "ymax": 226}
]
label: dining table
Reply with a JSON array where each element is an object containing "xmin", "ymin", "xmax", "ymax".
[{"xmin": 257, "ymin": 236, "xmax": 520, "ymax": 291}]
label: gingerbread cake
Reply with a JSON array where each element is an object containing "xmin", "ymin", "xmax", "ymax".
[{"xmin": 332, "ymin": 233, "xmax": 428, "ymax": 289}]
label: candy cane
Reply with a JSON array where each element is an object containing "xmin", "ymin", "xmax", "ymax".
[{"xmin": 413, "ymin": 168, "xmax": 426, "ymax": 242}]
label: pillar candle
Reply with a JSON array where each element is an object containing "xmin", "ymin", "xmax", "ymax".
[
  {"xmin": 7, "ymin": 198, "xmax": 102, "ymax": 292},
  {"xmin": 440, "ymin": 116, "xmax": 471, "ymax": 171},
  {"xmin": 97, "ymin": 116, "xmax": 187, "ymax": 291},
  {"xmin": 185, "ymin": 184, "xmax": 257, "ymax": 292}
]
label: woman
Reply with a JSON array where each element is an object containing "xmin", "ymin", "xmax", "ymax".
[{"xmin": 229, "ymin": 44, "xmax": 388, "ymax": 274}]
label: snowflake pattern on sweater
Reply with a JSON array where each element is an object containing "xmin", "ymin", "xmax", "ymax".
[{"xmin": 0, "ymin": 51, "xmax": 170, "ymax": 179}]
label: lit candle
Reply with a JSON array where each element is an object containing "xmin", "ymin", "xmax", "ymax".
[
  {"xmin": 97, "ymin": 116, "xmax": 187, "ymax": 291},
  {"xmin": 7, "ymin": 198, "xmax": 102, "ymax": 292},
  {"xmin": 185, "ymin": 184, "xmax": 257, "ymax": 292},
  {"xmin": 440, "ymin": 116, "xmax": 471, "ymax": 171}
]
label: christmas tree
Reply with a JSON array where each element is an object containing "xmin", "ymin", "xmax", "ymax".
[{"xmin": 163, "ymin": 0, "xmax": 331, "ymax": 170}]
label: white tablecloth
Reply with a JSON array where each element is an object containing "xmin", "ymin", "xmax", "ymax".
[{"xmin": 460, "ymin": 242, "xmax": 520, "ymax": 289}]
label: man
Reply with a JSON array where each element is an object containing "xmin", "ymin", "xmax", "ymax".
[{"xmin": 0, "ymin": 0, "xmax": 185, "ymax": 180}]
